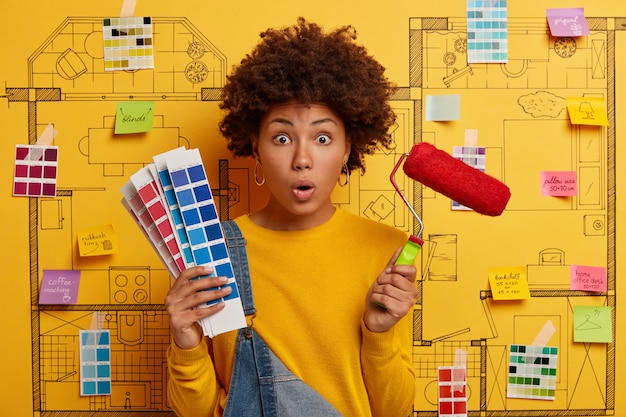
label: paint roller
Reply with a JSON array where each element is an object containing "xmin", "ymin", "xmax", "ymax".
[{"xmin": 390, "ymin": 142, "xmax": 511, "ymax": 266}]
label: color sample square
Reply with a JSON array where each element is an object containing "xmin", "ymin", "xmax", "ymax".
[
  {"xmin": 438, "ymin": 366, "xmax": 468, "ymax": 417},
  {"xmin": 507, "ymin": 344, "xmax": 558, "ymax": 400},
  {"xmin": 13, "ymin": 144, "xmax": 59, "ymax": 198},
  {"xmin": 466, "ymin": 0, "xmax": 508, "ymax": 63},
  {"xmin": 102, "ymin": 16, "xmax": 154, "ymax": 71},
  {"xmin": 452, "ymin": 146, "xmax": 486, "ymax": 211},
  {"xmin": 79, "ymin": 330, "xmax": 111, "ymax": 396}
]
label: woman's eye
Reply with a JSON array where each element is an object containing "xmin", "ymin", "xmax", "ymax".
[
  {"xmin": 273, "ymin": 134, "xmax": 291, "ymax": 144},
  {"xmin": 316, "ymin": 134, "xmax": 331, "ymax": 144}
]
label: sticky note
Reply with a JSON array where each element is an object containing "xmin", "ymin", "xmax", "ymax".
[
  {"xmin": 39, "ymin": 270, "xmax": 81, "ymax": 304},
  {"xmin": 541, "ymin": 171, "xmax": 577, "ymax": 196},
  {"xmin": 566, "ymin": 97, "xmax": 609, "ymax": 126},
  {"xmin": 115, "ymin": 101, "xmax": 154, "ymax": 134},
  {"xmin": 570, "ymin": 265, "xmax": 607, "ymax": 292},
  {"xmin": 77, "ymin": 224, "xmax": 119, "ymax": 257},
  {"xmin": 425, "ymin": 94, "xmax": 460, "ymax": 121},
  {"xmin": 574, "ymin": 305, "xmax": 612, "ymax": 343},
  {"xmin": 488, "ymin": 266, "xmax": 530, "ymax": 300},
  {"xmin": 546, "ymin": 8, "xmax": 589, "ymax": 37}
]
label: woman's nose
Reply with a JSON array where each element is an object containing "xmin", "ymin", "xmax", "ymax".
[{"xmin": 293, "ymin": 144, "xmax": 312, "ymax": 170}]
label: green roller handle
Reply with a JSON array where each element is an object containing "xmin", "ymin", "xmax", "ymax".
[
  {"xmin": 394, "ymin": 235, "xmax": 423, "ymax": 265},
  {"xmin": 376, "ymin": 235, "xmax": 423, "ymax": 310}
]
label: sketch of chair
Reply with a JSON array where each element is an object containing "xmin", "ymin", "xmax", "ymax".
[
  {"xmin": 539, "ymin": 248, "xmax": 565, "ymax": 265},
  {"xmin": 56, "ymin": 48, "xmax": 87, "ymax": 80}
]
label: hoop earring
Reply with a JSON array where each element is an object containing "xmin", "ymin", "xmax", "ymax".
[
  {"xmin": 254, "ymin": 160, "xmax": 265, "ymax": 186},
  {"xmin": 338, "ymin": 163, "xmax": 350, "ymax": 187}
]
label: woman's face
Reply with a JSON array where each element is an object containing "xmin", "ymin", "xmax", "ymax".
[{"xmin": 252, "ymin": 101, "xmax": 351, "ymax": 230}]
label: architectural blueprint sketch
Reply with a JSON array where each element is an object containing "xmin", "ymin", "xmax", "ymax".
[{"xmin": 1, "ymin": 1, "xmax": 624, "ymax": 416}]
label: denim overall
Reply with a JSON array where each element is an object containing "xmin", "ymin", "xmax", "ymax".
[{"xmin": 221, "ymin": 220, "xmax": 343, "ymax": 417}]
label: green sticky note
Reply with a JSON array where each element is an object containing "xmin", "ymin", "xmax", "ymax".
[
  {"xmin": 115, "ymin": 101, "xmax": 154, "ymax": 134},
  {"xmin": 573, "ymin": 305, "xmax": 612, "ymax": 343}
]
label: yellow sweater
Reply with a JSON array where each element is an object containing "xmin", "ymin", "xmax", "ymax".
[{"xmin": 167, "ymin": 209, "xmax": 415, "ymax": 417}]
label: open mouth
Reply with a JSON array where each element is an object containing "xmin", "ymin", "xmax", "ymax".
[{"xmin": 292, "ymin": 182, "xmax": 315, "ymax": 200}]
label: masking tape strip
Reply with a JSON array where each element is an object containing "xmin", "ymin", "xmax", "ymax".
[
  {"xmin": 26, "ymin": 123, "xmax": 56, "ymax": 161},
  {"xmin": 532, "ymin": 320, "xmax": 556, "ymax": 346},
  {"xmin": 453, "ymin": 348, "xmax": 468, "ymax": 393},
  {"xmin": 120, "ymin": 0, "xmax": 137, "ymax": 17},
  {"xmin": 454, "ymin": 348, "xmax": 467, "ymax": 367},
  {"xmin": 89, "ymin": 311, "xmax": 102, "ymax": 330},
  {"xmin": 36, "ymin": 123, "xmax": 56, "ymax": 146},
  {"xmin": 464, "ymin": 128, "xmax": 479, "ymax": 147}
]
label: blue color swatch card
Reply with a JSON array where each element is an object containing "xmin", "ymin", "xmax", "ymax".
[
  {"xmin": 79, "ymin": 330, "xmax": 111, "ymax": 396},
  {"xmin": 121, "ymin": 148, "xmax": 246, "ymax": 337},
  {"xmin": 466, "ymin": 0, "xmax": 508, "ymax": 63}
]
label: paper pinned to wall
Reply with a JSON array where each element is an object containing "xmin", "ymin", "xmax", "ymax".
[
  {"xmin": 541, "ymin": 171, "xmax": 577, "ymax": 197},
  {"xmin": 570, "ymin": 265, "xmax": 607, "ymax": 292},
  {"xmin": 488, "ymin": 266, "xmax": 531, "ymax": 300},
  {"xmin": 546, "ymin": 8, "xmax": 589, "ymax": 37},
  {"xmin": 115, "ymin": 101, "xmax": 154, "ymax": 134},
  {"xmin": 567, "ymin": 97, "xmax": 609, "ymax": 126},
  {"xmin": 77, "ymin": 224, "xmax": 119, "ymax": 257},
  {"xmin": 39, "ymin": 270, "xmax": 81, "ymax": 304},
  {"xmin": 425, "ymin": 94, "xmax": 460, "ymax": 121},
  {"xmin": 102, "ymin": 16, "xmax": 154, "ymax": 71},
  {"xmin": 574, "ymin": 305, "xmax": 612, "ymax": 343},
  {"xmin": 466, "ymin": 0, "xmax": 508, "ymax": 63}
]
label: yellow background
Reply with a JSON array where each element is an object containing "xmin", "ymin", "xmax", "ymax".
[{"xmin": 2, "ymin": 1, "xmax": 625, "ymax": 416}]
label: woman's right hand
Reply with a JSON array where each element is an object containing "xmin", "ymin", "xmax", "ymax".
[{"xmin": 164, "ymin": 266, "xmax": 233, "ymax": 349}]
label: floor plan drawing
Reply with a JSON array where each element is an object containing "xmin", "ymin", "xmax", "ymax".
[{"xmin": 1, "ymin": 8, "xmax": 620, "ymax": 417}]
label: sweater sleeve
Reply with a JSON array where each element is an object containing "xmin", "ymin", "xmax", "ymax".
[
  {"xmin": 166, "ymin": 340, "xmax": 223, "ymax": 417},
  {"xmin": 360, "ymin": 312, "xmax": 415, "ymax": 417}
]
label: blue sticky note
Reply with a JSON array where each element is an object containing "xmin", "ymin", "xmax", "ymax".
[{"xmin": 425, "ymin": 94, "xmax": 461, "ymax": 121}]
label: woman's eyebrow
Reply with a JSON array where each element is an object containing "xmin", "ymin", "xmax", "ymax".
[
  {"xmin": 311, "ymin": 118, "xmax": 338, "ymax": 126},
  {"xmin": 266, "ymin": 117, "xmax": 293, "ymax": 127},
  {"xmin": 265, "ymin": 117, "xmax": 338, "ymax": 127}
]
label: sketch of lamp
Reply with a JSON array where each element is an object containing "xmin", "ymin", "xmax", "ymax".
[{"xmin": 579, "ymin": 101, "xmax": 594, "ymax": 119}]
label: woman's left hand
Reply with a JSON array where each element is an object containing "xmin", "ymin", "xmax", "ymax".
[{"xmin": 364, "ymin": 247, "xmax": 418, "ymax": 333}]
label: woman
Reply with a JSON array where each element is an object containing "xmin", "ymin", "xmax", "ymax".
[{"xmin": 165, "ymin": 18, "xmax": 417, "ymax": 417}]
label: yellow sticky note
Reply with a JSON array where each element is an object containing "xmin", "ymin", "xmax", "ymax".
[
  {"xmin": 115, "ymin": 101, "xmax": 154, "ymax": 134},
  {"xmin": 77, "ymin": 224, "xmax": 119, "ymax": 257},
  {"xmin": 566, "ymin": 97, "xmax": 609, "ymax": 126},
  {"xmin": 488, "ymin": 266, "xmax": 531, "ymax": 300},
  {"xmin": 574, "ymin": 305, "xmax": 612, "ymax": 343}
]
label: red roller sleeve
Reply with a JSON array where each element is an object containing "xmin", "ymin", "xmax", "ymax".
[{"xmin": 403, "ymin": 142, "xmax": 511, "ymax": 216}]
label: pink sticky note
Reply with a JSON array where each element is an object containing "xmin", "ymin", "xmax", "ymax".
[
  {"xmin": 39, "ymin": 270, "xmax": 81, "ymax": 304},
  {"xmin": 571, "ymin": 265, "xmax": 607, "ymax": 292},
  {"xmin": 541, "ymin": 171, "xmax": 577, "ymax": 196},
  {"xmin": 546, "ymin": 8, "xmax": 589, "ymax": 37}
]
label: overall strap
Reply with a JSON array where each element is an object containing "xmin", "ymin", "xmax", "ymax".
[{"xmin": 221, "ymin": 220, "xmax": 256, "ymax": 316}]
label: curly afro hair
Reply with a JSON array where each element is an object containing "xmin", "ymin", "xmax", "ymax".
[{"xmin": 218, "ymin": 17, "xmax": 397, "ymax": 174}]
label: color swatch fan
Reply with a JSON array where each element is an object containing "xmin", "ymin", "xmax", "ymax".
[{"xmin": 121, "ymin": 147, "xmax": 246, "ymax": 337}]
